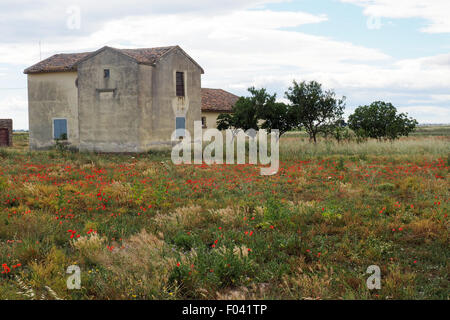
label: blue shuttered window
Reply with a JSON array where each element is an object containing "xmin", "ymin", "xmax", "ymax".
[
  {"xmin": 53, "ymin": 119, "xmax": 68, "ymax": 140},
  {"xmin": 175, "ymin": 117, "xmax": 186, "ymax": 137}
]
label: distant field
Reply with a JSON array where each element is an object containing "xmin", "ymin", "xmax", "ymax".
[
  {"xmin": 410, "ymin": 125, "xmax": 450, "ymax": 136},
  {"xmin": 285, "ymin": 124, "xmax": 450, "ymax": 138},
  {"xmin": 0, "ymin": 130, "xmax": 448, "ymax": 300}
]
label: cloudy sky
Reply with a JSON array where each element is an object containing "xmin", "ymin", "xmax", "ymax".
[{"xmin": 1, "ymin": 0, "xmax": 450, "ymax": 129}]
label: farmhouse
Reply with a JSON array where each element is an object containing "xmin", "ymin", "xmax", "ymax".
[
  {"xmin": 201, "ymin": 88, "xmax": 239, "ymax": 129},
  {"xmin": 24, "ymin": 45, "xmax": 238, "ymax": 152}
]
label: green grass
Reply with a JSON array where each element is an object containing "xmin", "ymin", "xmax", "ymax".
[{"xmin": 0, "ymin": 131, "xmax": 448, "ymax": 300}]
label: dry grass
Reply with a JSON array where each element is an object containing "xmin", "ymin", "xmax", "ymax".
[{"xmin": 0, "ymin": 133, "xmax": 448, "ymax": 300}]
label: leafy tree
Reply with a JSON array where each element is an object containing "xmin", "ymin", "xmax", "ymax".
[
  {"xmin": 259, "ymin": 101, "xmax": 299, "ymax": 136},
  {"xmin": 348, "ymin": 101, "xmax": 418, "ymax": 140},
  {"xmin": 216, "ymin": 89, "xmax": 261, "ymax": 133},
  {"xmin": 285, "ymin": 80, "xmax": 346, "ymax": 143},
  {"xmin": 216, "ymin": 113, "xmax": 235, "ymax": 131},
  {"xmin": 217, "ymin": 87, "xmax": 297, "ymax": 137},
  {"xmin": 324, "ymin": 120, "xmax": 352, "ymax": 143}
]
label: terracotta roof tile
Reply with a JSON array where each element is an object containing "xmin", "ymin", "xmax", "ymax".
[
  {"xmin": 201, "ymin": 88, "xmax": 239, "ymax": 112},
  {"xmin": 24, "ymin": 46, "xmax": 176, "ymax": 74},
  {"xmin": 24, "ymin": 52, "xmax": 91, "ymax": 74},
  {"xmin": 119, "ymin": 47, "xmax": 175, "ymax": 65}
]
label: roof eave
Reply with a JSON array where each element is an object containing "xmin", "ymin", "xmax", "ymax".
[
  {"xmin": 163, "ymin": 46, "xmax": 205, "ymax": 74},
  {"xmin": 202, "ymin": 109, "xmax": 233, "ymax": 113},
  {"xmin": 24, "ymin": 68, "xmax": 77, "ymax": 75}
]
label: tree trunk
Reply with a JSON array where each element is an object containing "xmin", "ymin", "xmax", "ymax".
[{"xmin": 312, "ymin": 132, "xmax": 317, "ymax": 144}]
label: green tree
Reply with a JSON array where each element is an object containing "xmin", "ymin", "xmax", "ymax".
[
  {"xmin": 217, "ymin": 87, "xmax": 297, "ymax": 137},
  {"xmin": 285, "ymin": 80, "xmax": 346, "ymax": 143},
  {"xmin": 348, "ymin": 101, "xmax": 418, "ymax": 141},
  {"xmin": 216, "ymin": 88, "xmax": 261, "ymax": 133},
  {"xmin": 258, "ymin": 101, "xmax": 299, "ymax": 136}
]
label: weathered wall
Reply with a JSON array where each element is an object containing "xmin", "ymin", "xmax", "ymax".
[
  {"xmin": 0, "ymin": 119, "xmax": 13, "ymax": 146},
  {"xmin": 27, "ymin": 47, "xmax": 203, "ymax": 152},
  {"xmin": 201, "ymin": 111, "xmax": 228, "ymax": 129},
  {"xmin": 137, "ymin": 64, "xmax": 154, "ymax": 148},
  {"xmin": 147, "ymin": 48, "xmax": 202, "ymax": 148},
  {"xmin": 77, "ymin": 49, "xmax": 142, "ymax": 152},
  {"xmin": 27, "ymin": 72, "xmax": 79, "ymax": 149}
]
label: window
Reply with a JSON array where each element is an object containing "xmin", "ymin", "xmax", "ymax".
[
  {"xmin": 53, "ymin": 119, "xmax": 68, "ymax": 140},
  {"xmin": 201, "ymin": 116, "xmax": 207, "ymax": 128},
  {"xmin": 175, "ymin": 116, "xmax": 186, "ymax": 137},
  {"xmin": 176, "ymin": 71, "xmax": 185, "ymax": 97},
  {"xmin": 104, "ymin": 69, "xmax": 110, "ymax": 78}
]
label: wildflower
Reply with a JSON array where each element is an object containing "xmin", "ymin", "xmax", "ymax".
[{"xmin": 2, "ymin": 264, "xmax": 11, "ymax": 274}]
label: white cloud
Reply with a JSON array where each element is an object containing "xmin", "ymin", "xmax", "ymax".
[
  {"xmin": 398, "ymin": 105, "xmax": 450, "ymax": 123},
  {"xmin": 0, "ymin": 95, "xmax": 28, "ymax": 129},
  {"xmin": 0, "ymin": 0, "xmax": 290, "ymax": 42},
  {"xmin": 341, "ymin": 0, "xmax": 450, "ymax": 33},
  {"xmin": 0, "ymin": 0, "xmax": 449, "ymax": 126}
]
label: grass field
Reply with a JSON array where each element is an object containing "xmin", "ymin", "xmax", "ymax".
[{"xmin": 0, "ymin": 128, "xmax": 448, "ymax": 300}]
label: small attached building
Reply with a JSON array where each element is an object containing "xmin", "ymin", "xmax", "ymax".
[
  {"xmin": 0, "ymin": 119, "xmax": 13, "ymax": 147},
  {"xmin": 201, "ymin": 88, "xmax": 239, "ymax": 129}
]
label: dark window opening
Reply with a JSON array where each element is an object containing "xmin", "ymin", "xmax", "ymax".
[
  {"xmin": 104, "ymin": 69, "xmax": 110, "ymax": 78},
  {"xmin": 176, "ymin": 71, "xmax": 185, "ymax": 97},
  {"xmin": 201, "ymin": 116, "xmax": 207, "ymax": 128}
]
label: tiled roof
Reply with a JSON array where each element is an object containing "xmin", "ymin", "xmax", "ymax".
[
  {"xmin": 24, "ymin": 52, "xmax": 92, "ymax": 74},
  {"xmin": 24, "ymin": 46, "xmax": 180, "ymax": 74},
  {"xmin": 119, "ymin": 47, "xmax": 175, "ymax": 65},
  {"xmin": 201, "ymin": 88, "xmax": 239, "ymax": 112}
]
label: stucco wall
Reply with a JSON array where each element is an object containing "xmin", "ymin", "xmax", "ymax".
[
  {"xmin": 27, "ymin": 72, "xmax": 79, "ymax": 149},
  {"xmin": 201, "ymin": 111, "xmax": 229, "ymax": 129},
  {"xmin": 77, "ymin": 49, "xmax": 142, "ymax": 152},
  {"xmin": 148, "ymin": 48, "xmax": 202, "ymax": 148},
  {"xmin": 137, "ymin": 64, "xmax": 154, "ymax": 148}
]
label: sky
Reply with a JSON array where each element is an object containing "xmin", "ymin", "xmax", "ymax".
[{"xmin": 1, "ymin": 0, "xmax": 449, "ymax": 129}]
